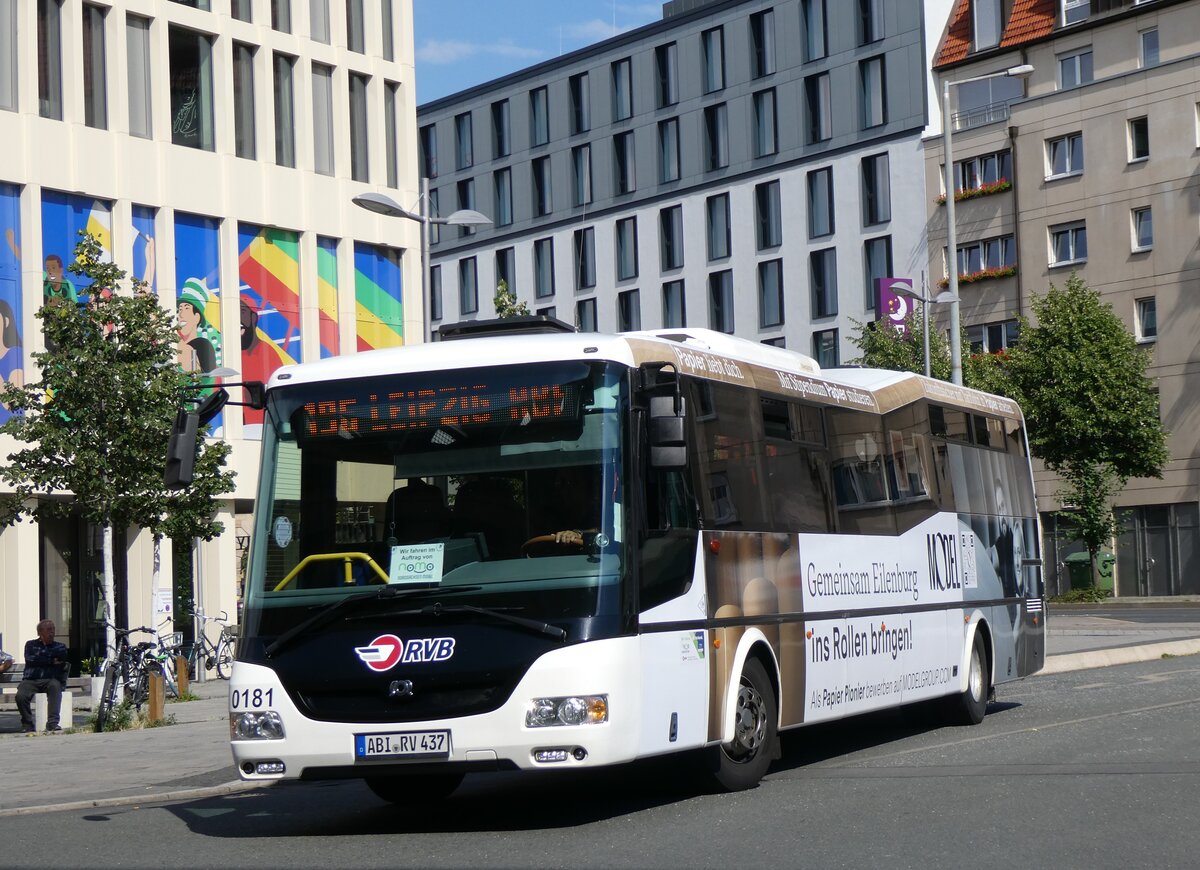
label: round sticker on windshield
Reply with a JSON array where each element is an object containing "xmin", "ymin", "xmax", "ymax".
[{"xmin": 273, "ymin": 516, "xmax": 293, "ymax": 549}]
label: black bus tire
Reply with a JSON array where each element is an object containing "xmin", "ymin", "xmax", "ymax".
[
  {"xmin": 710, "ymin": 657, "xmax": 778, "ymax": 792},
  {"xmin": 949, "ymin": 630, "xmax": 989, "ymax": 726},
  {"xmin": 365, "ymin": 772, "xmax": 464, "ymax": 805}
]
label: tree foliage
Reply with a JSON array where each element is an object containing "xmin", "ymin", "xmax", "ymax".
[{"xmin": 493, "ymin": 279, "xmax": 529, "ymax": 318}]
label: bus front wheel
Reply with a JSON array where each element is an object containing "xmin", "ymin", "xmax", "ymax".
[
  {"xmin": 948, "ymin": 630, "xmax": 989, "ymax": 725},
  {"xmin": 365, "ymin": 772, "xmax": 464, "ymax": 805},
  {"xmin": 710, "ymin": 658, "xmax": 778, "ymax": 792}
]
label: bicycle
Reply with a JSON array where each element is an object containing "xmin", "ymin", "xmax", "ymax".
[
  {"xmin": 94, "ymin": 625, "xmax": 157, "ymax": 732},
  {"xmin": 185, "ymin": 610, "xmax": 236, "ymax": 680}
]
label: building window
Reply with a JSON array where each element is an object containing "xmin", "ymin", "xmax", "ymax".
[
  {"xmin": 569, "ymin": 73, "xmax": 589, "ymax": 134},
  {"xmin": 1063, "ymin": 0, "xmax": 1089, "ymax": 25},
  {"xmin": 1128, "ymin": 116, "xmax": 1149, "ymax": 161},
  {"xmin": 802, "ymin": 0, "xmax": 826, "ymax": 62},
  {"xmin": 750, "ymin": 8, "xmax": 775, "ymax": 79},
  {"xmin": 702, "ymin": 26, "xmax": 724, "ymax": 93},
  {"xmin": 660, "ymin": 205, "xmax": 684, "ymax": 271},
  {"xmin": 495, "ymin": 247, "xmax": 515, "ymax": 297},
  {"xmin": 813, "ymin": 328, "xmax": 838, "ymax": 367},
  {"xmin": 576, "ymin": 298, "xmax": 598, "ymax": 333},
  {"xmin": 384, "ymin": 80, "xmax": 399, "ymax": 188},
  {"xmin": 858, "ymin": 0, "xmax": 883, "ymax": 44},
  {"xmin": 1132, "ymin": 207, "xmax": 1153, "ymax": 251},
  {"xmin": 613, "ymin": 131, "xmax": 635, "ymax": 195},
  {"xmin": 126, "ymin": 15, "xmax": 152, "ymax": 138},
  {"xmin": 859, "ymin": 56, "xmax": 885, "ymax": 129},
  {"xmin": 1046, "ymin": 132, "xmax": 1083, "ymax": 178},
  {"xmin": 493, "ymin": 167, "xmax": 512, "ymax": 227},
  {"xmin": 1136, "ymin": 297, "xmax": 1157, "ymax": 342},
  {"xmin": 530, "ymin": 86, "xmax": 549, "ymax": 147},
  {"xmin": 1050, "ymin": 221, "xmax": 1087, "ymax": 266},
  {"xmin": 704, "ymin": 103, "xmax": 728, "ymax": 171},
  {"xmin": 532, "ymin": 155, "xmax": 552, "ymax": 217},
  {"xmin": 271, "ymin": 0, "xmax": 291, "ymax": 32},
  {"xmin": 574, "ymin": 227, "xmax": 596, "ymax": 290},
  {"xmin": 232, "ymin": 42, "xmax": 256, "ymax": 159},
  {"xmin": 706, "ymin": 193, "xmax": 730, "ymax": 261},
  {"xmin": 169, "ymin": 26, "xmax": 214, "ymax": 150},
  {"xmin": 753, "ymin": 89, "xmax": 777, "ymax": 157},
  {"xmin": 348, "ymin": 72, "xmax": 369, "ymax": 182},
  {"xmin": 805, "ymin": 73, "xmax": 831, "ymax": 143},
  {"xmin": 811, "ymin": 248, "xmax": 837, "ymax": 318},
  {"xmin": 612, "ymin": 57, "xmax": 632, "ymax": 121},
  {"xmin": 455, "ymin": 111, "xmax": 473, "ymax": 170},
  {"xmin": 658, "ymin": 118, "xmax": 680, "ymax": 183},
  {"xmin": 38, "ymin": 0, "xmax": 64, "ymax": 119},
  {"xmin": 572, "ymin": 144, "xmax": 592, "ymax": 206},
  {"xmin": 491, "ymin": 99, "xmax": 509, "ymax": 158},
  {"xmin": 968, "ymin": 320, "xmax": 1019, "ymax": 354},
  {"xmin": 346, "ymin": 0, "xmax": 364, "ymax": 51},
  {"xmin": 864, "ymin": 236, "xmax": 893, "ymax": 308},
  {"xmin": 954, "ymin": 148, "xmax": 1011, "ymax": 193},
  {"xmin": 758, "ymin": 260, "xmax": 784, "ymax": 328},
  {"xmin": 429, "ymin": 264, "xmax": 442, "ymax": 322},
  {"xmin": 808, "ymin": 167, "xmax": 833, "ymax": 238},
  {"xmin": 0, "ymin": 1, "xmax": 13, "ymax": 110},
  {"xmin": 380, "ymin": 0, "xmax": 394, "ymax": 61},
  {"xmin": 655, "ymin": 42, "xmax": 678, "ymax": 108},
  {"xmin": 709, "ymin": 271, "xmax": 734, "ymax": 333},
  {"xmin": 456, "ymin": 178, "xmax": 475, "ymax": 236},
  {"xmin": 1141, "ymin": 28, "xmax": 1159, "ymax": 68},
  {"xmin": 755, "ymin": 180, "xmax": 781, "ymax": 250},
  {"xmin": 1058, "ymin": 48, "xmax": 1093, "ymax": 89},
  {"xmin": 232, "ymin": 0, "xmax": 252, "ymax": 22},
  {"xmin": 616, "ymin": 217, "xmax": 638, "ymax": 281},
  {"xmin": 534, "ymin": 238, "xmax": 555, "ymax": 298},
  {"xmin": 458, "ymin": 257, "xmax": 478, "ymax": 315},
  {"xmin": 274, "ymin": 54, "xmax": 297, "ymax": 168},
  {"xmin": 861, "ymin": 153, "xmax": 891, "ymax": 225},
  {"xmin": 956, "ymin": 234, "xmax": 1014, "ymax": 276},
  {"xmin": 82, "ymin": 3, "xmax": 107, "ymax": 129},
  {"xmin": 428, "ymin": 188, "xmax": 440, "ymax": 244},
  {"xmin": 618, "ymin": 289, "xmax": 641, "ymax": 331},
  {"xmin": 663, "ymin": 280, "xmax": 686, "ymax": 327},
  {"xmin": 308, "ymin": 65, "xmax": 332, "ymax": 170},
  {"xmin": 973, "ymin": 0, "xmax": 1001, "ymax": 50},
  {"xmin": 419, "ymin": 123, "xmax": 437, "ymax": 178},
  {"xmin": 309, "ymin": 0, "xmax": 329, "ymax": 42}
]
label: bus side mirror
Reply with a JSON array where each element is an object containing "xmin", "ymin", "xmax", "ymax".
[
  {"xmin": 649, "ymin": 395, "xmax": 687, "ymax": 469},
  {"xmin": 244, "ymin": 381, "xmax": 266, "ymax": 410}
]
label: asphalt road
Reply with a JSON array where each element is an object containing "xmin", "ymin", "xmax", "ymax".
[{"xmin": 3, "ymin": 656, "xmax": 1198, "ymax": 870}]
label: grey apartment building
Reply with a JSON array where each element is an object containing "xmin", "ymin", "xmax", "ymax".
[
  {"xmin": 416, "ymin": 0, "xmax": 953, "ymax": 366},
  {"xmin": 925, "ymin": 0, "xmax": 1200, "ymax": 596}
]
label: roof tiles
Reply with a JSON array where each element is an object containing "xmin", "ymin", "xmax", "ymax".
[{"xmin": 934, "ymin": 0, "xmax": 1059, "ymax": 69}]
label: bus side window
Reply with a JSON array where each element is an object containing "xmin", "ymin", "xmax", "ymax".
[{"xmin": 639, "ymin": 467, "xmax": 698, "ymax": 612}]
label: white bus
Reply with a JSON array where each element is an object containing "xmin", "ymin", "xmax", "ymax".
[{"xmin": 222, "ymin": 318, "xmax": 1044, "ymax": 800}]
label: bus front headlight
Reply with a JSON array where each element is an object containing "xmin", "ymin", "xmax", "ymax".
[
  {"xmin": 230, "ymin": 711, "xmax": 286, "ymax": 740},
  {"xmin": 525, "ymin": 695, "xmax": 608, "ymax": 727}
]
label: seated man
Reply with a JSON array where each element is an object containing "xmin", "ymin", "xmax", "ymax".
[{"xmin": 16, "ymin": 619, "xmax": 69, "ymax": 733}]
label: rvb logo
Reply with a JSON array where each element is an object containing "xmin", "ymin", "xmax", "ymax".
[{"xmin": 354, "ymin": 634, "xmax": 456, "ymax": 672}]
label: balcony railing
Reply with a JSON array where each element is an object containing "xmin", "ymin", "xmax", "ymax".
[{"xmin": 951, "ymin": 101, "xmax": 1010, "ymax": 132}]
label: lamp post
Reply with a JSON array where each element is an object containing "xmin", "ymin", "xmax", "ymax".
[
  {"xmin": 352, "ymin": 183, "xmax": 493, "ymax": 341},
  {"xmin": 942, "ymin": 63, "xmax": 1034, "ymax": 385}
]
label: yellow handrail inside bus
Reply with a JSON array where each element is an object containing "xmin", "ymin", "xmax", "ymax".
[{"xmin": 273, "ymin": 552, "xmax": 389, "ymax": 591}]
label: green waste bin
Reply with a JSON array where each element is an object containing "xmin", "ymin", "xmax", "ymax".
[
  {"xmin": 1063, "ymin": 552, "xmax": 1093, "ymax": 590},
  {"xmin": 1095, "ymin": 553, "xmax": 1115, "ymax": 592}
]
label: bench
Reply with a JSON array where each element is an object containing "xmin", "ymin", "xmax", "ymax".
[{"xmin": 1, "ymin": 665, "xmax": 77, "ymax": 730}]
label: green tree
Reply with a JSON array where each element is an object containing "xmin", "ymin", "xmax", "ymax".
[
  {"xmin": 1005, "ymin": 273, "xmax": 1167, "ymax": 576},
  {"xmin": 493, "ymin": 279, "xmax": 529, "ymax": 318},
  {"xmin": 0, "ymin": 234, "xmax": 234, "ymax": 653},
  {"xmin": 848, "ymin": 313, "xmax": 953, "ymax": 381}
]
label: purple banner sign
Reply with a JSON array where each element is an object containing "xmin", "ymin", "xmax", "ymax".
[{"xmin": 875, "ymin": 277, "xmax": 914, "ymax": 336}]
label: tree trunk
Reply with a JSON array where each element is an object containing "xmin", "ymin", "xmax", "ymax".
[{"xmin": 103, "ymin": 521, "xmax": 116, "ymax": 656}]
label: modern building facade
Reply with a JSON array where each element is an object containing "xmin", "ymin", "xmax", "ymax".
[
  {"xmin": 926, "ymin": 0, "xmax": 1199, "ymax": 595},
  {"xmin": 0, "ymin": 0, "xmax": 422, "ymax": 663},
  {"xmin": 417, "ymin": 0, "xmax": 953, "ymax": 368}
]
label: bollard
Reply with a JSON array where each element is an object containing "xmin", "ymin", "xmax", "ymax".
[
  {"xmin": 175, "ymin": 655, "xmax": 189, "ymax": 696},
  {"xmin": 148, "ymin": 672, "xmax": 166, "ymax": 723}
]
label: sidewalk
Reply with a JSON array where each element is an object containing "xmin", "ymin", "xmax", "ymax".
[{"xmin": 1, "ymin": 602, "xmax": 1198, "ymax": 816}]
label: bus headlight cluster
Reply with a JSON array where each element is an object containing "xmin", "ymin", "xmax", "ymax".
[
  {"xmin": 525, "ymin": 695, "xmax": 608, "ymax": 727},
  {"xmin": 230, "ymin": 711, "xmax": 286, "ymax": 740}
]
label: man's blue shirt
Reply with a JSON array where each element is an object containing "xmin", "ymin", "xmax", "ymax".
[{"xmin": 23, "ymin": 638, "xmax": 69, "ymax": 681}]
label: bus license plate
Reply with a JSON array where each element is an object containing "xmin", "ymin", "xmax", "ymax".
[{"xmin": 355, "ymin": 730, "xmax": 451, "ymax": 760}]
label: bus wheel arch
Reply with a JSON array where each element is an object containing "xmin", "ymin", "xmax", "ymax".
[
  {"xmin": 949, "ymin": 618, "xmax": 992, "ymax": 726},
  {"xmin": 710, "ymin": 638, "xmax": 781, "ymax": 791}
]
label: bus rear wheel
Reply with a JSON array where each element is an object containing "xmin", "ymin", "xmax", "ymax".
[
  {"xmin": 365, "ymin": 772, "xmax": 464, "ymax": 805},
  {"xmin": 948, "ymin": 630, "xmax": 989, "ymax": 725},
  {"xmin": 710, "ymin": 658, "xmax": 777, "ymax": 792}
]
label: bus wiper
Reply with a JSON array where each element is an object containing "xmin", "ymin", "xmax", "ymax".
[
  {"xmin": 353, "ymin": 601, "xmax": 567, "ymax": 642},
  {"xmin": 265, "ymin": 585, "xmax": 477, "ymax": 658}
]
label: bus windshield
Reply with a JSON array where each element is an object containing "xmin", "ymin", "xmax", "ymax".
[{"xmin": 242, "ymin": 360, "xmax": 628, "ymax": 640}]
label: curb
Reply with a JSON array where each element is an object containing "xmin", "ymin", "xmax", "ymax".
[
  {"xmin": 1038, "ymin": 637, "xmax": 1200, "ymax": 675},
  {"xmin": 0, "ymin": 778, "xmax": 270, "ymax": 818}
]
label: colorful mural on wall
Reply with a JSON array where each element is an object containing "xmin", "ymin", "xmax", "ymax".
[
  {"xmin": 174, "ymin": 212, "xmax": 223, "ymax": 435},
  {"xmin": 0, "ymin": 183, "xmax": 23, "ymax": 422},
  {"xmin": 353, "ymin": 242, "xmax": 403, "ymax": 352},
  {"xmin": 41, "ymin": 191, "xmax": 114, "ymax": 306},
  {"xmin": 131, "ymin": 206, "xmax": 157, "ymax": 291},
  {"xmin": 317, "ymin": 236, "xmax": 339, "ymax": 359},
  {"xmin": 238, "ymin": 224, "xmax": 301, "ymax": 438}
]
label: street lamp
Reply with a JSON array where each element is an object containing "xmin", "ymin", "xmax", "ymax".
[
  {"xmin": 892, "ymin": 278, "xmax": 957, "ymax": 378},
  {"xmin": 353, "ymin": 182, "xmax": 493, "ymax": 342},
  {"xmin": 942, "ymin": 63, "xmax": 1034, "ymax": 385}
]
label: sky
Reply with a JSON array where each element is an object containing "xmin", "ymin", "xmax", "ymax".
[{"xmin": 413, "ymin": 1, "xmax": 664, "ymax": 105}]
